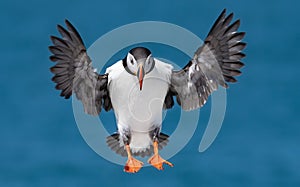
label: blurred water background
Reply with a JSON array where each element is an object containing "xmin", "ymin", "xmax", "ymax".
[{"xmin": 0, "ymin": 0, "xmax": 299, "ymax": 186}]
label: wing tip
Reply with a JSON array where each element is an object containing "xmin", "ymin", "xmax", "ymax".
[
  {"xmin": 221, "ymin": 8, "xmax": 227, "ymax": 15},
  {"xmin": 59, "ymin": 91, "xmax": 71, "ymax": 99},
  {"xmin": 63, "ymin": 19, "xmax": 85, "ymax": 46},
  {"xmin": 64, "ymin": 19, "xmax": 71, "ymax": 27},
  {"xmin": 234, "ymin": 19, "xmax": 241, "ymax": 26}
]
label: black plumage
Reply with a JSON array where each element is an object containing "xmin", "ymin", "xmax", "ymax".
[
  {"xmin": 49, "ymin": 20, "xmax": 112, "ymax": 115},
  {"xmin": 167, "ymin": 9, "xmax": 246, "ymax": 111}
]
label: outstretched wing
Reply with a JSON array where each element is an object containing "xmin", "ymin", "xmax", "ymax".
[
  {"xmin": 166, "ymin": 9, "xmax": 246, "ymax": 110},
  {"xmin": 49, "ymin": 20, "xmax": 112, "ymax": 115}
]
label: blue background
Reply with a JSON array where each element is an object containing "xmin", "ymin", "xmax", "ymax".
[{"xmin": 1, "ymin": 0, "xmax": 299, "ymax": 186}]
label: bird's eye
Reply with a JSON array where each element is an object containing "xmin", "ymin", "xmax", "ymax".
[{"xmin": 130, "ymin": 59, "xmax": 134, "ymax": 65}]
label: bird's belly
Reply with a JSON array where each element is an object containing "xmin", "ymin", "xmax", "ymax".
[{"xmin": 109, "ymin": 73, "xmax": 169, "ymax": 132}]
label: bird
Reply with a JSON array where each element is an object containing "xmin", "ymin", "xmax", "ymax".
[{"xmin": 49, "ymin": 9, "xmax": 246, "ymax": 173}]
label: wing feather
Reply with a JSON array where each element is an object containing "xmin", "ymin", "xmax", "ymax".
[
  {"xmin": 49, "ymin": 20, "xmax": 112, "ymax": 115},
  {"xmin": 168, "ymin": 9, "xmax": 246, "ymax": 110}
]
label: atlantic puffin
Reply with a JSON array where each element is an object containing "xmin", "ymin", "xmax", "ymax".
[{"xmin": 49, "ymin": 9, "xmax": 246, "ymax": 173}]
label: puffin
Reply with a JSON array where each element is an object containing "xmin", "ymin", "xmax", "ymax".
[{"xmin": 49, "ymin": 9, "xmax": 246, "ymax": 173}]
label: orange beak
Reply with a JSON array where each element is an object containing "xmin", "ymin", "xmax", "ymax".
[{"xmin": 137, "ymin": 64, "xmax": 145, "ymax": 91}]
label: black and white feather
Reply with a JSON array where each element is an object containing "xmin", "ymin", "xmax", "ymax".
[
  {"xmin": 49, "ymin": 20, "xmax": 112, "ymax": 115},
  {"xmin": 167, "ymin": 9, "xmax": 246, "ymax": 111}
]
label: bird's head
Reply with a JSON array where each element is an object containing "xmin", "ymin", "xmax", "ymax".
[{"xmin": 124, "ymin": 47, "xmax": 155, "ymax": 90}]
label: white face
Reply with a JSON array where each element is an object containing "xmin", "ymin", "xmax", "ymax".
[
  {"xmin": 126, "ymin": 53, "xmax": 154, "ymax": 75},
  {"xmin": 143, "ymin": 54, "xmax": 154, "ymax": 74},
  {"xmin": 126, "ymin": 53, "xmax": 138, "ymax": 74}
]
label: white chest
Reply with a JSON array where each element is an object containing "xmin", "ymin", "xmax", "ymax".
[{"xmin": 106, "ymin": 60, "xmax": 173, "ymax": 132}]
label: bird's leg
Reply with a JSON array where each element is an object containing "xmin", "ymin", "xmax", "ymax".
[
  {"xmin": 120, "ymin": 128, "xmax": 143, "ymax": 173},
  {"xmin": 124, "ymin": 144, "xmax": 143, "ymax": 173},
  {"xmin": 148, "ymin": 140, "xmax": 173, "ymax": 170}
]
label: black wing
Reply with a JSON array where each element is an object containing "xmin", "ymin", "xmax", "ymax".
[
  {"xmin": 166, "ymin": 9, "xmax": 246, "ymax": 110},
  {"xmin": 49, "ymin": 20, "xmax": 112, "ymax": 115}
]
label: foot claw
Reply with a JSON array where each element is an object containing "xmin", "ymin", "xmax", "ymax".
[
  {"xmin": 124, "ymin": 156, "xmax": 143, "ymax": 173},
  {"xmin": 148, "ymin": 154, "xmax": 173, "ymax": 170}
]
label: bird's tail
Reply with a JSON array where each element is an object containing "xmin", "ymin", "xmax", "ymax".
[{"xmin": 106, "ymin": 132, "xmax": 169, "ymax": 158}]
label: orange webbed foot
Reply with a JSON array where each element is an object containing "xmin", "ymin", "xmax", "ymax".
[
  {"xmin": 124, "ymin": 156, "xmax": 144, "ymax": 173},
  {"xmin": 148, "ymin": 154, "xmax": 173, "ymax": 170}
]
